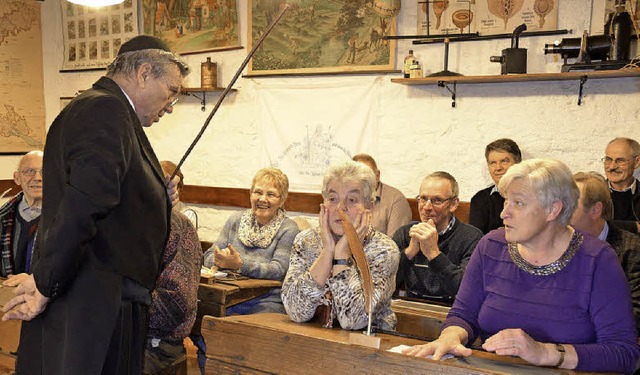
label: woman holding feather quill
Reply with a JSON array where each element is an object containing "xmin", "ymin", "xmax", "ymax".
[{"xmin": 282, "ymin": 161, "xmax": 400, "ymax": 331}]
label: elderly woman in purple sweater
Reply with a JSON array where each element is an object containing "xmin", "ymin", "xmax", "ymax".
[{"xmin": 404, "ymin": 158, "xmax": 640, "ymax": 373}]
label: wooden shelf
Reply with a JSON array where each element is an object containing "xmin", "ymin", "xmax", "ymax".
[
  {"xmin": 391, "ymin": 69, "xmax": 640, "ymax": 85},
  {"xmin": 391, "ymin": 69, "xmax": 640, "ymax": 107}
]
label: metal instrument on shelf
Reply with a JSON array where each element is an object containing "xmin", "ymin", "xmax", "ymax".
[{"xmin": 490, "ymin": 23, "xmax": 527, "ymax": 74}]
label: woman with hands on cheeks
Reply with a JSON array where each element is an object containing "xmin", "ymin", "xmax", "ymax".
[
  {"xmin": 203, "ymin": 167, "xmax": 299, "ymax": 315},
  {"xmin": 281, "ymin": 161, "xmax": 400, "ymax": 331},
  {"xmin": 403, "ymin": 158, "xmax": 640, "ymax": 373}
]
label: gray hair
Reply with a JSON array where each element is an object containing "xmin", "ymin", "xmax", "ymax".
[
  {"xmin": 499, "ymin": 158, "xmax": 579, "ymax": 226},
  {"xmin": 322, "ymin": 160, "xmax": 376, "ymax": 209},
  {"xmin": 106, "ymin": 49, "xmax": 190, "ymax": 79},
  {"xmin": 422, "ymin": 171, "xmax": 459, "ymax": 198},
  {"xmin": 607, "ymin": 137, "xmax": 640, "ymax": 157}
]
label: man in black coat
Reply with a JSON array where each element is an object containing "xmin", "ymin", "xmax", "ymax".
[
  {"xmin": 2, "ymin": 36, "xmax": 190, "ymax": 374},
  {"xmin": 571, "ymin": 172, "xmax": 640, "ymax": 334}
]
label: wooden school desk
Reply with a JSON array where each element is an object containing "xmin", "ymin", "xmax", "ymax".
[
  {"xmin": 192, "ymin": 277, "xmax": 282, "ymax": 334},
  {"xmin": 0, "ymin": 283, "xmax": 20, "ymax": 373},
  {"xmin": 201, "ymin": 313, "xmax": 604, "ymax": 375}
]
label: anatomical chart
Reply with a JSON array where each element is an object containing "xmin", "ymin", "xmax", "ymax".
[{"xmin": 417, "ymin": 0, "xmax": 558, "ymax": 36}]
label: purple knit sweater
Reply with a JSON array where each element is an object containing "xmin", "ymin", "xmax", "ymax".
[{"xmin": 444, "ymin": 228, "xmax": 640, "ymax": 373}]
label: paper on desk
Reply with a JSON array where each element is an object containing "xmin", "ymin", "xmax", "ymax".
[{"xmin": 387, "ymin": 345, "xmax": 454, "ymax": 360}]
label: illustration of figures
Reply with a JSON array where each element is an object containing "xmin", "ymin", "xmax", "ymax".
[
  {"xmin": 369, "ymin": 28, "xmax": 381, "ymax": 51},
  {"xmin": 378, "ymin": 17, "xmax": 389, "ymax": 45},
  {"xmin": 347, "ymin": 33, "xmax": 359, "ymax": 63},
  {"xmin": 156, "ymin": 1, "xmax": 171, "ymax": 32},
  {"xmin": 189, "ymin": 9, "xmax": 197, "ymax": 32},
  {"xmin": 288, "ymin": 36, "xmax": 299, "ymax": 55},
  {"xmin": 296, "ymin": 124, "xmax": 333, "ymax": 173},
  {"xmin": 309, "ymin": 0, "xmax": 319, "ymax": 22}
]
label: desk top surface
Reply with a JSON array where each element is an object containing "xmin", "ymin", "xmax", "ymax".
[{"xmin": 199, "ymin": 278, "xmax": 281, "ymax": 290}]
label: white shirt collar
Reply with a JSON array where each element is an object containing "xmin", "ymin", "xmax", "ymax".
[
  {"xmin": 609, "ymin": 179, "xmax": 636, "ymax": 194},
  {"xmin": 598, "ymin": 221, "xmax": 609, "ymax": 242},
  {"xmin": 119, "ymin": 86, "xmax": 135, "ymax": 111}
]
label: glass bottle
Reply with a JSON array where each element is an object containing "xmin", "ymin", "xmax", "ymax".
[{"xmin": 403, "ymin": 50, "xmax": 415, "ymax": 78}]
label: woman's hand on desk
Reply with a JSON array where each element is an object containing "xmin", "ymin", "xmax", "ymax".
[
  {"xmin": 2, "ymin": 273, "xmax": 29, "ymax": 287},
  {"xmin": 214, "ymin": 244, "xmax": 242, "ymax": 271},
  {"xmin": 402, "ymin": 326, "xmax": 471, "ymax": 360},
  {"xmin": 482, "ymin": 328, "xmax": 572, "ymax": 368}
]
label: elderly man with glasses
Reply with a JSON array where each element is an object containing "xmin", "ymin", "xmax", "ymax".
[
  {"xmin": 603, "ymin": 138, "xmax": 640, "ymax": 225},
  {"xmin": 393, "ymin": 171, "xmax": 483, "ymax": 304},
  {"xmin": 0, "ymin": 151, "xmax": 43, "ymax": 279}
]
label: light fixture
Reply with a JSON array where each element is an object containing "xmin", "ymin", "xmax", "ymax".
[{"xmin": 67, "ymin": 0, "xmax": 125, "ymax": 6}]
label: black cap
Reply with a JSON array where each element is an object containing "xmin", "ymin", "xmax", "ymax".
[{"xmin": 118, "ymin": 35, "xmax": 171, "ymax": 55}]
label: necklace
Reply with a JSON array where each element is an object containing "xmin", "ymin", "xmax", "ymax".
[{"xmin": 507, "ymin": 231, "xmax": 583, "ymax": 276}]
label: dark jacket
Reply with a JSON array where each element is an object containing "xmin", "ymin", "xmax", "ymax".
[
  {"xmin": 0, "ymin": 192, "xmax": 22, "ymax": 277},
  {"xmin": 18, "ymin": 76, "xmax": 171, "ymax": 375},
  {"xmin": 606, "ymin": 222, "xmax": 640, "ymax": 334},
  {"xmin": 469, "ymin": 185, "xmax": 504, "ymax": 234},
  {"xmin": 610, "ymin": 178, "xmax": 640, "ymax": 222}
]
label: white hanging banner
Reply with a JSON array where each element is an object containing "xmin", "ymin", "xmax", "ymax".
[{"xmin": 257, "ymin": 79, "xmax": 379, "ymax": 192}]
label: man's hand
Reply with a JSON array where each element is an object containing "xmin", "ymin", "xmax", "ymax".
[
  {"xmin": 165, "ymin": 174, "xmax": 180, "ymax": 207},
  {"xmin": 2, "ymin": 273, "xmax": 30, "ymax": 287},
  {"xmin": 409, "ymin": 220, "xmax": 441, "ymax": 260},
  {"xmin": 2, "ymin": 274, "xmax": 49, "ymax": 322}
]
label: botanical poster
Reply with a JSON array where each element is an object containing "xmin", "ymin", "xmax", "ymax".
[{"xmin": 417, "ymin": 0, "xmax": 559, "ymax": 36}]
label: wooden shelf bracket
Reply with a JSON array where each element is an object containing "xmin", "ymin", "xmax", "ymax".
[
  {"xmin": 578, "ymin": 75, "xmax": 588, "ymax": 106},
  {"xmin": 438, "ymin": 81, "xmax": 457, "ymax": 108},
  {"xmin": 182, "ymin": 91, "xmax": 208, "ymax": 112}
]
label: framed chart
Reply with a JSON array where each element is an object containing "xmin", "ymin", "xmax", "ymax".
[{"xmin": 61, "ymin": 0, "xmax": 138, "ymax": 71}]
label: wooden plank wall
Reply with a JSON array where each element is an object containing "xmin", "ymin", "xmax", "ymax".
[{"xmin": 0, "ymin": 180, "xmax": 471, "ymax": 223}]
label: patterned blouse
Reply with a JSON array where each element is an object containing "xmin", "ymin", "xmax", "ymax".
[
  {"xmin": 282, "ymin": 227, "xmax": 400, "ymax": 331},
  {"xmin": 148, "ymin": 210, "xmax": 202, "ymax": 343}
]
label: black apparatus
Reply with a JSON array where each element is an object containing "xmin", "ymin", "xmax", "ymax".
[
  {"xmin": 490, "ymin": 23, "xmax": 528, "ymax": 74},
  {"xmin": 543, "ymin": 0, "xmax": 633, "ymax": 72}
]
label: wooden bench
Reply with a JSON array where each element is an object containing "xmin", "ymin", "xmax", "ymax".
[
  {"xmin": 0, "ymin": 181, "xmax": 472, "ymax": 224},
  {"xmin": 181, "ymin": 185, "xmax": 471, "ymax": 224}
]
